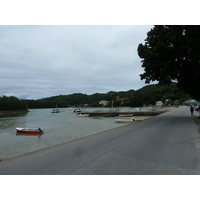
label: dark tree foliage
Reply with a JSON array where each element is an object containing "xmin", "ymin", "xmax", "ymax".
[
  {"xmin": 0, "ymin": 96, "xmax": 28, "ymax": 111},
  {"xmin": 138, "ymin": 25, "xmax": 200, "ymax": 101},
  {"xmin": 25, "ymin": 84, "xmax": 189, "ymax": 108}
]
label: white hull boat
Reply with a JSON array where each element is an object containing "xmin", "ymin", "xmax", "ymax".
[
  {"xmin": 52, "ymin": 109, "xmax": 60, "ymax": 113},
  {"xmin": 115, "ymin": 118, "xmax": 135, "ymax": 123},
  {"xmin": 16, "ymin": 127, "xmax": 44, "ymax": 134},
  {"xmin": 76, "ymin": 113, "xmax": 89, "ymax": 117},
  {"xmin": 74, "ymin": 108, "xmax": 81, "ymax": 113}
]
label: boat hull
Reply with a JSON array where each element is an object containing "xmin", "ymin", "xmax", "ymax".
[
  {"xmin": 76, "ymin": 114, "xmax": 89, "ymax": 117},
  {"xmin": 16, "ymin": 128, "xmax": 43, "ymax": 134},
  {"xmin": 52, "ymin": 109, "xmax": 60, "ymax": 113},
  {"xmin": 115, "ymin": 118, "xmax": 135, "ymax": 123},
  {"xmin": 104, "ymin": 114, "xmax": 117, "ymax": 117}
]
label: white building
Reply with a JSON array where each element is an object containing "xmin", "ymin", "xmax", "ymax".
[{"xmin": 99, "ymin": 100, "xmax": 109, "ymax": 106}]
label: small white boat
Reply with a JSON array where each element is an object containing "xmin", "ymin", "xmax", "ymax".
[
  {"xmin": 76, "ymin": 113, "xmax": 89, "ymax": 117},
  {"xmin": 16, "ymin": 127, "xmax": 44, "ymax": 134},
  {"xmin": 52, "ymin": 109, "xmax": 60, "ymax": 113},
  {"xmin": 115, "ymin": 118, "xmax": 135, "ymax": 123},
  {"xmin": 134, "ymin": 108, "xmax": 142, "ymax": 111},
  {"xmin": 74, "ymin": 108, "xmax": 81, "ymax": 113},
  {"xmin": 52, "ymin": 101, "xmax": 60, "ymax": 113}
]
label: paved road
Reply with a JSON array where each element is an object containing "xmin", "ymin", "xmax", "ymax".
[{"xmin": 0, "ymin": 106, "xmax": 200, "ymax": 175}]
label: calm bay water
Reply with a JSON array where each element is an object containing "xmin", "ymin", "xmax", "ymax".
[{"xmin": 0, "ymin": 107, "xmax": 148, "ymax": 160}]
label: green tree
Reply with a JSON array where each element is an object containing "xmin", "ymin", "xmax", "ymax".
[
  {"xmin": 138, "ymin": 25, "xmax": 200, "ymax": 101},
  {"xmin": 0, "ymin": 96, "xmax": 28, "ymax": 111},
  {"xmin": 129, "ymin": 96, "xmax": 143, "ymax": 107}
]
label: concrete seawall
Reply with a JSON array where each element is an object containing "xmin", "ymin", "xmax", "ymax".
[{"xmin": 80, "ymin": 111, "xmax": 166, "ymax": 117}]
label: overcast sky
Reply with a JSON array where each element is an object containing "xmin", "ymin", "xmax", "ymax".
[{"xmin": 0, "ymin": 25, "xmax": 154, "ymax": 99}]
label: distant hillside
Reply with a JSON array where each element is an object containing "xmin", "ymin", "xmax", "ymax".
[
  {"xmin": 131, "ymin": 83, "xmax": 190, "ymax": 106},
  {"xmin": 0, "ymin": 96, "xmax": 28, "ymax": 113},
  {"xmin": 25, "ymin": 83, "xmax": 190, "ymax": 108}
]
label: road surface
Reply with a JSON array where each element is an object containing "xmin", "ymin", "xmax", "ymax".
[{"xmin": 0, "ymin": 106, "xmax": 200, "ymax": 175}]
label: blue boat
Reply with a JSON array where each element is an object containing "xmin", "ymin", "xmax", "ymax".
[
  {"xmin": 51, "ymin": 109, "xmax": 60, "ymax": 113},
  {"xmin": 104, "ymin": 114, "xmax": 117, "ymax": 117}
]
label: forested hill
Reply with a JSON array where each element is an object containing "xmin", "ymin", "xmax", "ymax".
[
  {"xmin": 0, "ymin": 96, "xmax": 28, "ymax": 112},
  {"xmin": 25, "ymin": 83, "xmax": 190, "ymax": 109}
]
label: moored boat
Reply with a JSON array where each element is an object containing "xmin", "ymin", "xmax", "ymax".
[
  {"xmin": 74, "ymin": 108, "xmax": 81, "ymax": 113},
  {"xmin": 76, "ymin": 113, "xmax": 89, "ymax": 117},
  {"xmin": 104, "ymin": 114, "xmax": 117, "ymax": 117},
  {"xmin": 115, "ymin": 118, "xmax": 135, "ymax": 123},
  {"xmin": 52, "ymin": 109, "xmax": 60, "ymax": 113},
  {"xmin": 119, "ymin": 114, "xmax": 133, "ymax": 117},
  {"xmin": 16, "ymin": 127, "xmax": 44, "ymax": 134}
]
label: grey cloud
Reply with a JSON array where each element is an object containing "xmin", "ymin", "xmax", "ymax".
[{"xmin": 0, "ymin": 25, "xmax": 153, "ymax": 99}]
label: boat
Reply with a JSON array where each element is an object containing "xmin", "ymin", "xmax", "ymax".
[
  {"xmin": 104, "ymin": 114, "xmax": 117, "ymax": 117},
  {"xmin": 76, "ymin": 113, "xmax": 90, "ymax": 117},
  {"xmin": 16, "ymin": 127, "xmax": 44, "ymax": 134},
  {"xmin": 52, "ymin": 100, "xmax": 60, "ymax": 113},
  {"xmin": 134, "ymin": 108, "xmax": 142, "ymax": 111},
  {"xmin": 115, "ymin": 118, "xmax": 135, "ymax": 123},
  {"xmin": 110, "ymin": 100, "xmax": 115, "ymax": 112},
  {"xmin": 119, "ymin": 114, "xmax": 133, "ymax": 117},
  {"xmin": 52, "ymin": 108, "xmax": 60, "ymax": 113},
  {"xmin": 74, "ymin": 108, "xmax": 81, "ymax": 113}
]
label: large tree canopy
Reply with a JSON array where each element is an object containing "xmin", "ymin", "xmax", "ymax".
[{"xmin": 138, "ymin": 25, "xmax": 200, "ymax": 101}]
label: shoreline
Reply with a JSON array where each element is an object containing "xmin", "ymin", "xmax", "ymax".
[
  {"xmin": 1, "ymin": 106, "xmax": 198, "ymax": 175},
  {"xmin": 0, "ymin": 110, "xmax": 29, "ymax": 115},
  {"xmin": 0, "ymin": 106, "xmax": 178, "ymax": 161}
]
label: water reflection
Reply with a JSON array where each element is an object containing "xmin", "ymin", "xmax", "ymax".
[
  {"xmin": 0, "ymin": 113, "xmax": 27, "ymax": 118},
  {"xmin": 0, "ymin": 113, "xmax": 27, "ymax": 130},
  {"xmin": 16, "ymin": 132, "xmax": 44, "ymax": 137}
]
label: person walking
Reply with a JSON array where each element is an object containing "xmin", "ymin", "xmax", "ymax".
[{"xmin": 190, "ymin": 105, "xmax": 194, "ymax": 116}]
